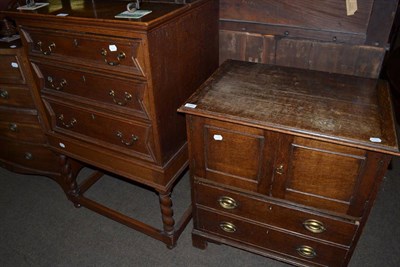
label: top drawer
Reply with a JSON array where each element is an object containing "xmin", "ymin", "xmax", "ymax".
[
  {"xmin": 20, "ymin": 27, "xmax": 146, "ymax": 78},
  {"xmin": 0, "ymin": 54, "xmax": 26, "ymax": 84}
]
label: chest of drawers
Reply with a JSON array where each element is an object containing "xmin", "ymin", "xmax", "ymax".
[
  {"xmin": 0, "ymin": 40, "xmax": 60, "ymax": 177},
  {"xmin": 3, "ymin": 0, "xmax": 219, "ymax": 247},
  {"xmin": 179, "ymin": 60, "xmax": 400, "ymax": 266}
]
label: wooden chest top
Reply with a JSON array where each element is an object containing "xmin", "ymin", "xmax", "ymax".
[{"xmin": 179, "ymin": 60, "xmax": 400, "ymax": 155}]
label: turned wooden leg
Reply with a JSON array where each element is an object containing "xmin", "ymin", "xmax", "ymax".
[
  {"xmin": 59, "ymin": 155, "xmax": 80, "ymax": 207},
  {"xmin": 158, "ymin": 190, "xmax": 176, "ymax": 248}
]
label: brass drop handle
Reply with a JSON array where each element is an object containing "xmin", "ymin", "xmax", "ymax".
[
  {"xmin": 9, "ymin": 123, "xmax": 18, "ymax": 132},
  {"xmin": 48, "ymin": 76, "xmax": 67, "ymax": 91},
  {"xmin": 109, "ymin": 90, "xmax": 132, "ymax": 106},
  {"xmin": 303, "ymin": 219, "xmax": 326, "ymax": 234},
  {"xmin": 275, "ymin": 164, "xmax": 284, "ymax": 175},
  {"xmin": 0, "ymin": 89, "xmax": 9, "ymax": 99},
  {"xmin": 24, "ymin": 152, "xmax": 33, "ymax": 160},
  {"xmin": 101, "ymin": 48, "xmax": 126, "ymax": 66},
  {"xmin": 116, "ymin": 131, "xmax": 138, "ymax": 146},
  {"xmin": 219, "ymin": 222, "xmax": 237, "ymax": 233},
  {"xmin": 296, "ymin": 245, "xmax": 317, "ymax": 259},
  {"xmin": 58, "ymin": 114, "xmax": 77, "ymax": 128},
  {"xmin": 218, "ymin": 196, "xmax": 238, "ymax": 210},
  {"xmin": 36, "ymin": 41, "xmax": 56, "ymax": 55}
]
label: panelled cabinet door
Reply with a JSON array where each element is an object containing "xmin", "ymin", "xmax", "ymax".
[
  {"xmin": 190, "ymin": 117, "xmax": 277, "ymax": 194},
  {"xmin": 271, "ymin": 135, "xmax": 387, "ymax": 217}
]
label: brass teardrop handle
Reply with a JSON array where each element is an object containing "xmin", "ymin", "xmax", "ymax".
[
  {"xmin": 116, "ymin": 131, "xmax": 138, "ymax": 146},
  {"xmin": 58, "ymin": 114, "xmax": 77, "ymax": 128},
  {"xmin": 101, "ymin": 48, "xmax": 126, "ymax": 66},
  {"xmin": 275, "ymin": 164, "xmax": 284, "ymax": 175},
  {"xmin": 219, "ymin": 222, "xmax": 237, "ymax": 233},
  {"xmin": 36, "ymin": 41, "xmax": 56, "ymax": 55},
  {"xmin": 0, "ymin": 89, "xmax": 9, "ymax": 99},
  {"xmin": 303, "ymin": 219, "xmax": 326, "ymax": 234},
  {"xmin": 218, "ymin": 196, "xmax": 238, "ymax": 210},
  {"xmin": 47, "ymin": 76, "xmax": 67, "ymax": 91},
  {"xmin": 296, "ymin": 245, "xmax": 317, "ymax": 259},
  {"xmin": 109, "ymin": 90, "xmax": 132, "ymax": 106}
]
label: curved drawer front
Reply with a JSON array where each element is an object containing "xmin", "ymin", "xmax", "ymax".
[
  {"xmin": 21, "ymin": 27, "xmax": 145, "ymax": 77},
  {"xmin": 0, "ymin": 54, "xmax": 25, "ymax": 84},
  {"xmin": 0, "ymin": 85, "xmax": 35, "ymax": 108},
  {"xmin": 0, "ymin": 139, "xmax": 59, "ymax": 172},
  {"xmin": 195, "ymin": 181, "xmax": 358, "ymax": 246},
  {"xmin": 0, "ymin": 110, "xmax": 45, "ymax": 143},
  {"xmin": 33, "ymin": 62, "xmax": 149, "ymax": 119},
  {"xmin": 45, "ymin": 99, "xmax": 156, "ymax": 162},
  {"xmin": 197, "ymin": 208, "xmax": 348, "ymax": 267}
]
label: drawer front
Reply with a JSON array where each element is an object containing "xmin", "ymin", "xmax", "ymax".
[
  {"xmin": 0, "ymin": 111, "xmax": 45, "ymax": 143},
  {"xmin": 33, "ymin": 62, "xmax": 149, "ymax": 119},
  {"xmin": 44, "ymin": 99, "xmax": 156, "ymax": 162},
  {"xmin": 21, "ymin": 27, "xmax": 146, "ymax": 77},
  {"xmin": 197, "ymin": 208, "xmax": 348, "ymax": 267},
  {"xmin": 0, "ymin": 85, "xmax": 35, "ymax": 108},
  {"xmin": 0, "ymin": 139, "xmax": 59, "ymax": 172},
  {"xmin": 0, "ymin": 54, "xmax": 26, "ymax": 84},
  {"xmin": 195, "ymin": 181, "xmax": 358, "ymax": 246}
]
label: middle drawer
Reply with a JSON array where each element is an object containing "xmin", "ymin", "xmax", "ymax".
[
  {"xmin": 194, "ymin": 180, "xmax": 358, "ymax": 246},
  {"xmin": 32, "ymin": 61, "xmax": 149, "ymax": 119},
  {"xmin": 43, "ymin": 98, "xmax": 156, "ymax": 162}
]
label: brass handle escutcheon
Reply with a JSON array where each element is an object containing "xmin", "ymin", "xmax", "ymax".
[
  {"xmin": 275, "ymin": 164, "xmax": 284, "ymax": 175},
  {"xmin": 109, "ymin": 90, "xmax": 132, "ymax": 106},
  {"xmin": 48, "ymin": 76, "xmax": 67, "ymax": 91},
  {"xmin": 116, "ymin": 131, "xmax": 138, "ymax": 146},
  {"xmin": 0, "ymin": 89, "xmax": 9, "ymax": 99},
  {"xmin": 303, "ymin": 219, "xmax": 326, "ymax": 234},
  {"xmin": 296, "ymin": 245, "xmax": 317, "ymax": 259},
  {"xmin": 36, "ymin": 41, "xmax": 56, "ymax": 55},
  {"xmin": 24, "ymin": 152, "xmax": 33, "ymax": 160},
  {"xmin": 9, "ymin": 123, "xmax": 18, "ymax": 132},
  {"xmin": 218, "ymin": 196, "xmax": 238, "ymax": 210},
  {"xmin": 58, "ymin": 114, "xmax": 77, "ymax": 128},
  {"xmin": 101, "ymin": 49, "xmax": 126, "ymax": 66}
]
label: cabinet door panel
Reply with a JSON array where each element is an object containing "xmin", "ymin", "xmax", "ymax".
[
  {"xmin": 272, "ymin": 136, "xmax": 369, "ymax": 214},
  {"xmin": 190, "ymin": 117, "xmax": 276, "ymax": 193}
]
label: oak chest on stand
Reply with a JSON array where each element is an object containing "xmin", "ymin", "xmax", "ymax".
[{"xmin": 179, "ymin": 60, "xmax": 400, "ymax": 266}]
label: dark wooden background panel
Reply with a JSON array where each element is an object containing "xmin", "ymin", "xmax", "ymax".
[{"xmin": 220, "ymin": 0, "xmax": 374, "ymax": 35}]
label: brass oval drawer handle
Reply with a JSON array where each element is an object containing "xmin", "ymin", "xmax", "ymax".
[
  {"xmin": 116, "ymin": 131, "xmax": 138, "ymax": 146},
  {"xmin": 296, "ymin": 245, "xmax": 317, "ymax": 259},
  {"xmin": 24, "ymin": 152, "xmax": 33, "ymax": 160},
  {"xmin": 101, "ymin": 49, "xmax": 126, "ymax": 66},
  {"xmin": 219, "ymin": 222, "xmax": 237, "ymax": 233},
  {"xmin": 218, "ymin": 196, "xmax": 238, "ymax": 210},
  {"xmin": 48, "ymin": 76, "xmax": 67, "ymax": 91},
  {"xmin": 58, "ymin": 114, "xmax": 77, "ymax": 128},
  {"xmin": 9, "ymin": 123, "xmax": 18, "ymax": 132},
  {"xmin": 36, "ymin": 41, "xmax": 56, "ymax": 55},
  {"xmin": 303, "ymin": 219, "xmax": 326, "ymax": 234},
  {"xmin": 0, "ymin": 89, "xmax": 9, "ymax": 99},
  {"xmin": 109, "ymin": 90, "xmax": 132, "ymax": 106}
]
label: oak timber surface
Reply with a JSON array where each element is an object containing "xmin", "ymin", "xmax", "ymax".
[{"xmin": 180, "ymin": 60, "xmax": 400, "ymax": 155}]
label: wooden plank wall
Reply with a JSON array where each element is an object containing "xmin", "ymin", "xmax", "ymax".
[{"xmin": 219, "ymin": 0, "xmax": 399, "ymax": 78}]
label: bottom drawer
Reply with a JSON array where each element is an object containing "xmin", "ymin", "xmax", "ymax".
[
  {"xmin": 0, "ymin": 139, "xmax": 59, "ymax": 173},
  {"xmin": 196, "ymin": 208, "xmax": 348, "ymax": 266}
]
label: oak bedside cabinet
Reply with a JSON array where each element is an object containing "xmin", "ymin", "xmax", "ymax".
[{"xmin": 179, "ymin": 60, "xmax": 400, "ymax": 266}]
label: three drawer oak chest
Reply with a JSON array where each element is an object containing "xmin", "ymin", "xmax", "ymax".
[
  {"xmin": 3, "ymin": 0, "xmax": 219, "ymax": 247},
  {"xmin": 179, "ymin": 60, "xmax": 400, "ymax": 266}
]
